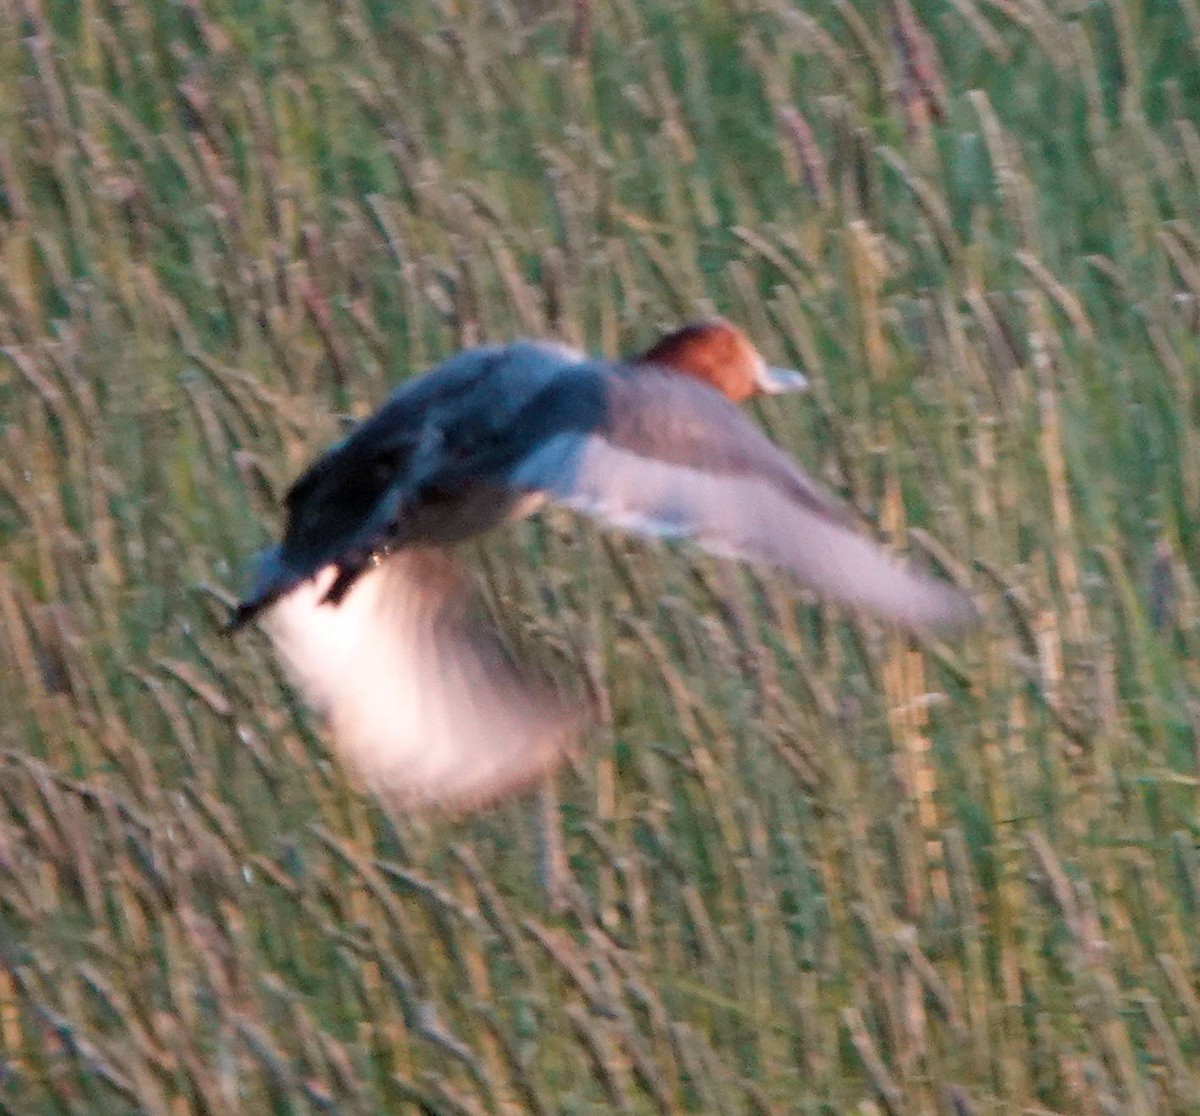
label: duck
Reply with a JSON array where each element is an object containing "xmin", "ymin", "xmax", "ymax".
[{"xmin": 231, "ymin": 319, "xmax": 973, "ymax": 810}]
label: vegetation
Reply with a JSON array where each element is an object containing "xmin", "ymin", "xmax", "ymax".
[{"xmin": 3, "ymin": 0, "xmax": 1200, "ymax": 1111}]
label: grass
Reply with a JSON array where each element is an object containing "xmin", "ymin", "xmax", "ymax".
[{"xmin": 2, "ymin": 0, "xmax": 1200, "ymax": 1111}]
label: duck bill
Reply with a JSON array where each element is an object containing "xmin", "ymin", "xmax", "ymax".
[
  {"xmin": 227, "ymin": 546, "xmax": 304, "ymax": 632},
  {"xmin": 755, "ymin": 364, "xmax": 809, "ymax": 395}
]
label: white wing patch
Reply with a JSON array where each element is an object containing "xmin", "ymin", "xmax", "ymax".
[{"xmin": 261, "ymin": 551, "xmax": 579, "ymax": 810}]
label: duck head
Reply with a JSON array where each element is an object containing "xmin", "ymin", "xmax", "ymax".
[{"xmin": 636, "ymin": 318, "xmax": 808, "ymax": 402}]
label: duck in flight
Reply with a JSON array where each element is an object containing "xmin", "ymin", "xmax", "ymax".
[{"xmin": 231, "ymin": 320, "xmax": 973, "ymax": 810}]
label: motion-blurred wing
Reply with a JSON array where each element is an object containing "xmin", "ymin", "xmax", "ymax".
[
  {"xmin": 259, "ymin": 548, "xmax": 580, "ymax": 810},
  {"xmin": 509, "ymin": 367, "xmax": 974, "ymax": 632}
]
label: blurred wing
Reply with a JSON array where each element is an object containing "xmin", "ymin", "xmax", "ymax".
[
  {"xmin": 259, "ymin": 548, "xmax": 580, "ymax": 810},
  {"xmin": 509, "ymin": 369, "xmax": 974, "ymax": 632}
]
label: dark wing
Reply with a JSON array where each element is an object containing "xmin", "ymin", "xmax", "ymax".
[
  {"xmin": 507, "ymin": 366, "xmax": 974, "ymax": 632},
  {"xmin": 231, "ymin": 342, "xmax": 596, "ymax": 626},
  {"xmin": 258, "ymin": 547, "xmax": 580, "ymax": 810}
]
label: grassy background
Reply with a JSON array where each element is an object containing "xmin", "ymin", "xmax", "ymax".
[{"xmin": 3, "ymin": 0, "xmax": 1200, "ymax": 1111}]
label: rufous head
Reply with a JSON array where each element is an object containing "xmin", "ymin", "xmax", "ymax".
[{"xmin": 636, "ymin": 318, "xmax": 808, "ymax": 403}]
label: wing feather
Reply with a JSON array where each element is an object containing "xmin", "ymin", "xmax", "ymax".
[
  {"xmin": 509, "ymin": 369, "xmax": 973, "ymax": 631},
  {"xmin": 259, "ymin": 548, "xmax": 580, "ymax": 810}
]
